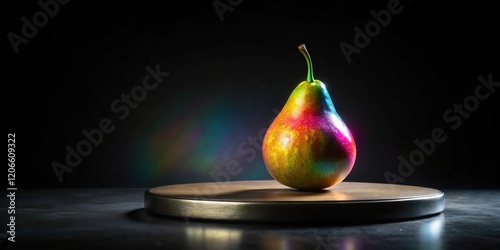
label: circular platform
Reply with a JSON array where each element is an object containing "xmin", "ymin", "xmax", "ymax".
[{"xmin": 144, "ymin": 180, "xmax": 444, "ymax": 223}]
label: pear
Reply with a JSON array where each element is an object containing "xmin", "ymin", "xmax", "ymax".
[{"xmin": 262, "ymin": 44, "xmax": 356, "ymax": 191}]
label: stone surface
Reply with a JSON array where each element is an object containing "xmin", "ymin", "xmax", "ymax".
[{"xmin": 2, "ymin": 188, "xmax": 500, "ymax": 249}]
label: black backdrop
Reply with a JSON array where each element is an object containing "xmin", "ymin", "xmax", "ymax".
[{"xmin": 4, "ymin": 0, "xmax": 499, "ymax": 188}]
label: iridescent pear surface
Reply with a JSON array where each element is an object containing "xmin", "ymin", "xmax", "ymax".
[{"xmin": 262, "ymin": 44, "xmax": 356, "ymax": 190}]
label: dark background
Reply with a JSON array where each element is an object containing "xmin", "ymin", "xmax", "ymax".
[{"xmin": 4, "ymin": 0, "xmax": 499, "ymax": 189}]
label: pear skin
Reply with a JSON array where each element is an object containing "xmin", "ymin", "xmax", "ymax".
[{"xmin": 262, "ymin": 44, "xmax": 356, "ymax": 190}]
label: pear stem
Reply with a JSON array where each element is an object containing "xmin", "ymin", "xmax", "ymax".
[{"xmin": 298, "ymin": 44, "xmax": 314, "ymax": 83}]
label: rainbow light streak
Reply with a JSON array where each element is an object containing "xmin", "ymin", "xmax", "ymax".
[{"xmin": 118, "ymin": 94, "xmax": 271, "ymax": 186}]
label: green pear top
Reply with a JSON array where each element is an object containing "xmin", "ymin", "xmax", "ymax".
[{"xmin": 284, "ymin": 44, "xmax": 337, "ymax": 115}]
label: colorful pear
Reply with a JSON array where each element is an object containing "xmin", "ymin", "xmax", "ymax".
[{"xmin": 262, "ymin": 44, "xmax": 356, "ymax": 190}]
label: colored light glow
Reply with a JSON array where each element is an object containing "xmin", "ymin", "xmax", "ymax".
[
  {"xmin": 106, "ymin": 93, "xmax": 273, "ymax": 187},
  {"xmin": 135, "ymin": 99, "xmax": 235, "ymax": 184}
]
